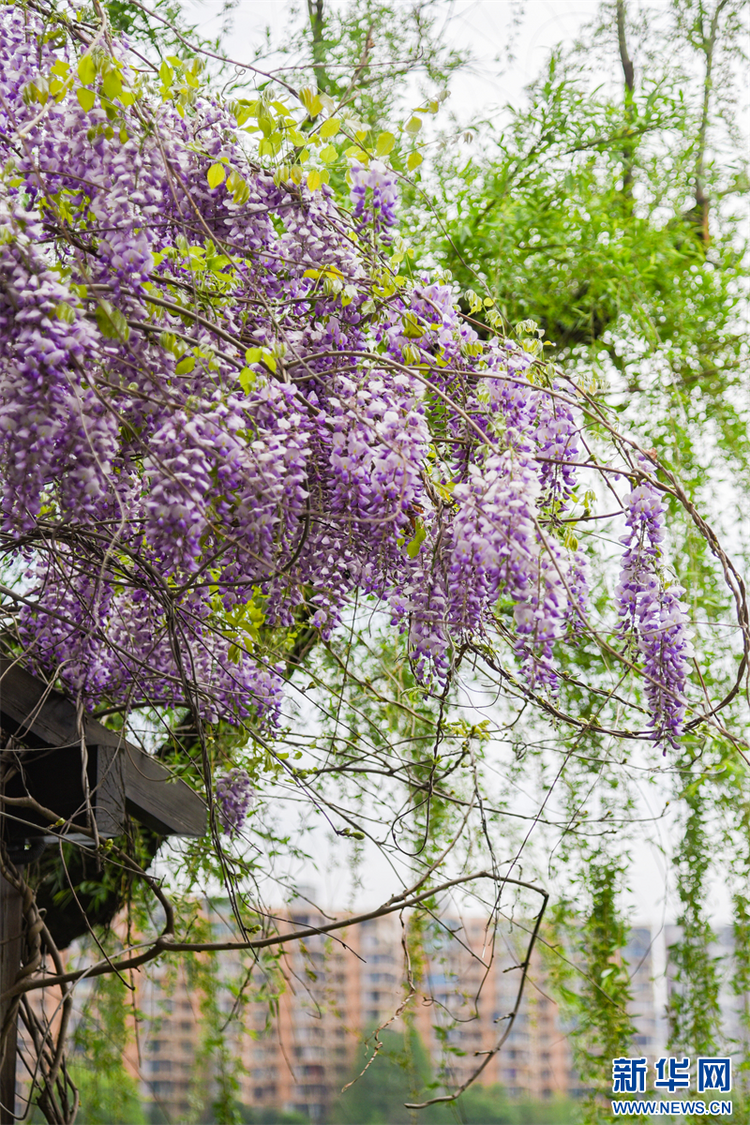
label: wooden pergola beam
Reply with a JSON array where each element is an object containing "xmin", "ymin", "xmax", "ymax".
[{"xmin": 0, "ymin": 660, "xmax": 206, "ymax": 839}]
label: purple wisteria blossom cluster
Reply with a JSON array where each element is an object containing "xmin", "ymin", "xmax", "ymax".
[
  {"xmin": 0, "ymin": 6, "xmax": 693, "ymax": 747},
  {"xmin": 349, "ymin": 160, "xmax": 398, "ymax": 241},
  {"xmin": 215, "ymin": 768, "xmax": 255, "ymax": 835},
  {"xmin": 616, "ymin": 470, "xmax": 694, "ymax": 746}
]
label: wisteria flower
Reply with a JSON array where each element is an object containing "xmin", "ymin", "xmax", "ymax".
[{"xmin": 215, "ymin": 769, "xmax": 255, "ymax": 836}]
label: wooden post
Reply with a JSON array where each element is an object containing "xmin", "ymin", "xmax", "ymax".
[
  {"xmin": 0, "ymin": 872, "xmax": 22, "ymax": 1125},
  {"xmin": 0, "ymin": 660, "xmax": 206, "ymax": 1122}
]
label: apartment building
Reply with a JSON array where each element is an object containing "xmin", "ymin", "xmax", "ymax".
[
  {"xmin": 134, "ymin": 906, "xmax": 577, "ymax": 1121},
  {"xmin": 19, "ymin": 910, "xmax": 743, "ymax": 1122}
]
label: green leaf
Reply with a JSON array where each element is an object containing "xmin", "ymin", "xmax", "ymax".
[
  {"xmin": 405, "ymin": 117, "xmax": 422, "ymax": 135},
  {"xmin": 405, "ymin": 520, "xmax": 426, "ymax": 558},
  {"xmin": 375, "ymin": 131, "xmax": 395, "ymax": 157},
  {"xmin": 319, "ymin": 117, "xmax": 340, "ymax": 138},
  {"xmin": 307, "ymin": 169, "xmax": 322, "ymax": 192},
  {"xmin": 159, "ymin": 60, "xmax": 173, "ymax": 86},
  {"xmin": 95, "ymin": 301, "xmax": 129, "ymax": 342},
  {"xmin": 175, "ymin": 355, "xmax": 196, "ymax": 375},
  {"xmin": 402, "ymin": 312, "xmax": 425, "ymax": 339},
  {"xmin": 76, "ymin": 87, "xmax": 96, "ymax": 112},
  {"xmin": 239, "ymin": 367, "xmax": 256, "ymax": 394},
  {"xmin": 77, "ymin": 55, "xmax": 96, "ymax": 85},
  {"xmin": 319, "ymin": 144, "xmax": 338, "ymax": 164},
  {"xmin": 299, "ymin": 87, "xmax": 323, "ymax": 118},
  {"xmin": 207, "ymin": 164, "xmax": 226, "ymax": 188},
  {"xmin": 101, "ymin": 69, "xmax": 122, "ymax": 101},
  {"xmin": 407, "ymin": 151, "xmax": 423, "ymax": 171},
  {"xmin": 232, "ymin": 179, "xmax": 250, "ymax": 205}
]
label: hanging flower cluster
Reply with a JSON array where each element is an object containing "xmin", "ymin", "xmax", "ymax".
[
  {"xmin": 0, "ymin": 6, "xmax": 694, "ymax": 746},
  {"xmin": 215, "ymin": 768, "xmax": 255, "ymax": 835},
  {"xmin": 616, "ymin": 470, "xmax": 694, "ymax": 746},
  {"xmin": 349, "ymin": 159, "xmax": 399, "ymax": 241}
]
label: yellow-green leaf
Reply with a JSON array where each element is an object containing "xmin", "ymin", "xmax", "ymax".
[
  {"xmin": 299, "ymin": 87, "xmax": 323, "ymax": 118},
  {"xmin": 239, "ymin": 367, "xmax": 256, "ymax": 394},
  {"xmin": 95, "ymin": 300, "xmax": 129, "ymax": 342},
  {"xmin": 405, "ymin": 116, "xmax": 422, "ymax": 135},
  {"xmin": 101, "ymin": 69, "xmax": 122, "ymax": 100},
  {"xmin": 245, "ymin": 347, "xmax": 263, "ymax": 364},
  {"xmin": 159, "ymin": 60, "xmax": 173, "ymax": 86},
  {"xmin": 406, "ymin": 520, "xmax": 426, "ymax": 558},
  {"xmin": 175, "ymin": 355, "xmax": 196, "ymax": 375},
  {"xmin": 375, "ymin": 131, "xmax": 395, "ymax": 157},
  {"xmin": 76, "ymin": 86, "xmax": 96, "ymax": 112},
  {"xmin": 307, "ymin": 169, "xmax": 322, "ymax": 192},
  {"xmin": 319, "ymin": 117, "xmax": 340, "ymax": 138},
  {"xmin": 77, "ymin": 55, "xmax": 96, "ymax": 85},
  {"xmin": 207, "ymin": 163, "xmax": 226, "ymax": 188},
  {"xmin": 402, "ymin": 312, "xmax": 425, "ymax": 339},
  {"xmin": 407, "ymin": 150, "xmax": 423, "ymax": 171},
  {"xmin": 233, "ymin": 179, "xmax": 250, "ymax": 204},
  {"xmin": 319, "ymin": 144, "xmax": 338, "ymax": 164}
]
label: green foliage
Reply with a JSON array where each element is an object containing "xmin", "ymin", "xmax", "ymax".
[
  {"xmin": 330, "ymin": 1028, "xmax": 575, "ymax": 1124},
  {"xmin": 408, "ymin": 4, "xmax": 750, "ymax": 1114},
  {"xmin": 546, "ymin": 859, "xmax": 646, "ymax": 1125},
  {"xmin": 331, "ymin": 1027, "xmax": 433, "ymax": 1124},
  {"xmin": 667, "ymin": 781, "xmax": 723, "ymax": 1060},
  {"xmin": 236, "ymin": 1109, "xmax": 309, "ymax": 1125},
  {"xmin": 424, "ymin": 0, "xmax": 749, "ymax": 489},
  {"xmin": 65, "ymin": 1064, "xmax": 146, "ymax": 1125},
  {"xmin": 102, "ymin": 0, "xmax": 235, "ymax": 60}
]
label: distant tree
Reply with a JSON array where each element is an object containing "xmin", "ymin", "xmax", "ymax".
[
  {"xmin": 331, "ymin": 1027, "xmax": 434, "ymax": 1124},
  {"xmin": 413, "ymin": 0, "xmax": 750, "ymax": 1116},
  {"xmin": 332, "ymin": 1027, "xmax": 575, "ymax": 1124}
]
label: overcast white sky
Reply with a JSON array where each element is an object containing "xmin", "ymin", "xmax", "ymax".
[{"xmin": 190, "ymin": 0, "xmax": 604, "ymax": 110}]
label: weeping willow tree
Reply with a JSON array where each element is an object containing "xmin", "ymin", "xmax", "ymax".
[{"xmin": 401, "ymin": 0, "xmax": 750, "ymax": 1118}]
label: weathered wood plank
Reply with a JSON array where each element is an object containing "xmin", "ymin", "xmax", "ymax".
[
  {"xmin": 123, "ymin": 746, "xmax": 205, "ymax": 837},
  {"xmin": 0, "ymin": 661, "xmax": 205, "ymax": 838},
  {"xmin": 95, "ymin": 745, "xmax": 126, "ymax": 838}
]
